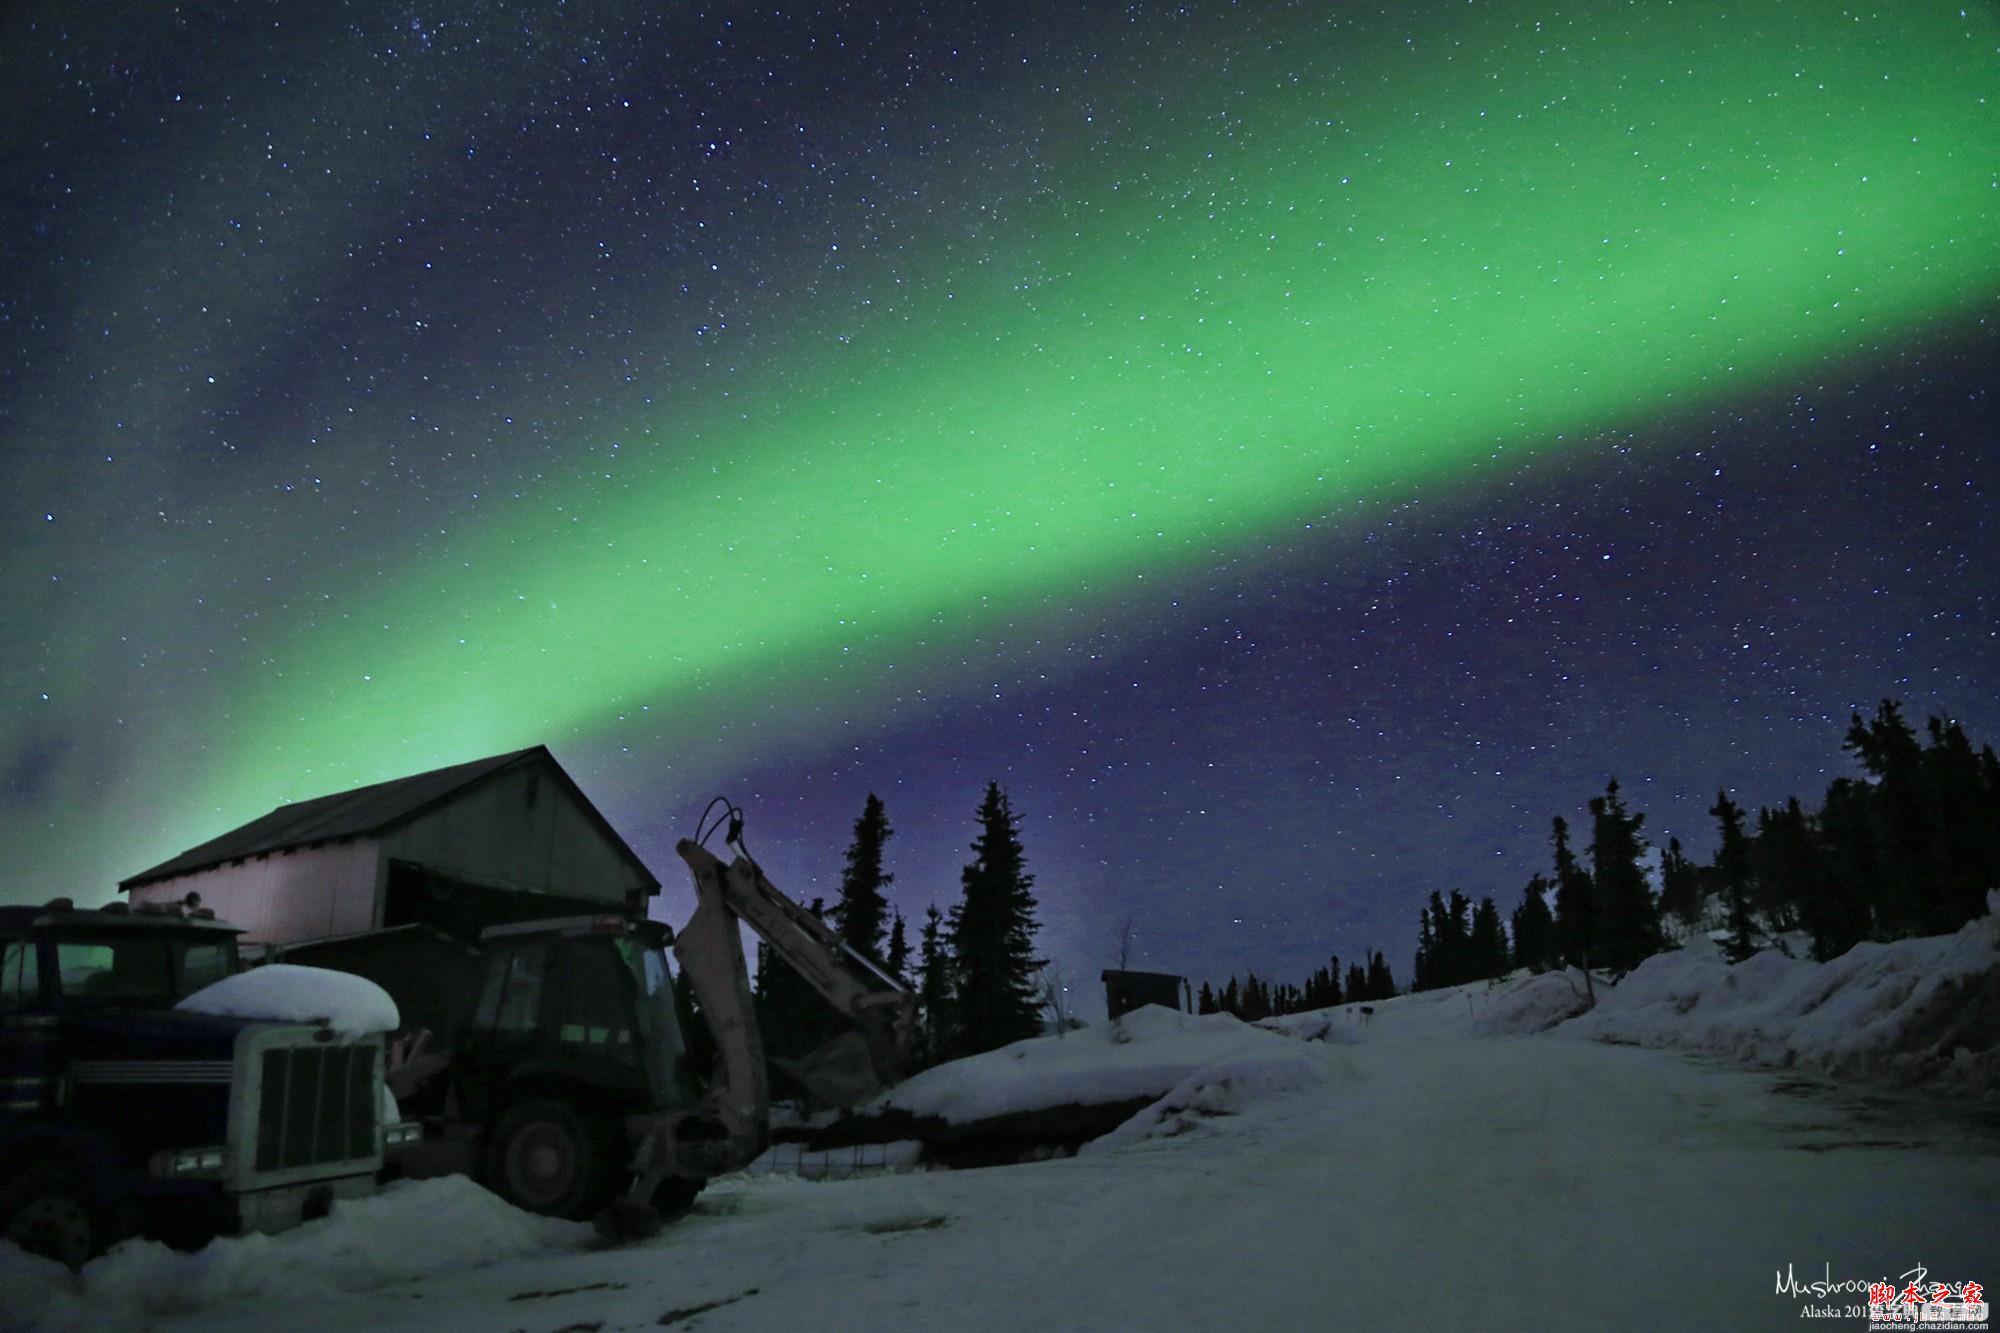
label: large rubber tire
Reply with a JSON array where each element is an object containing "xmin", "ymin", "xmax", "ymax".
[
  {"xmin": 0, "ymin": 1165, "xmax": 100, "ymax": 1271},
  {"xmin": 483, "ymin": 1098, "xmax": 620, "ymax": 1220}
]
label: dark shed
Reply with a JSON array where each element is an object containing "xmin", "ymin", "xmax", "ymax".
[{"xmin": 1100, "ymin": 968, "xmax": 1186, "ymax": 1020}]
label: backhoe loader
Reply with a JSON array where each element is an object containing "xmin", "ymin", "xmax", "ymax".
[{"xmin": 339, "ymin": 806, "xmax": 916, "ymax": 1230}]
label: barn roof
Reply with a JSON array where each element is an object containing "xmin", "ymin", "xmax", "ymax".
[{"xmin": 120, "ymin": 746, "xmax": 659, "ymax": 895}]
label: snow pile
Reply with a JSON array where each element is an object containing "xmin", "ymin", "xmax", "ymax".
[
  {"xmin": 748, "ymin": 1139, "xmax": 927, "ymax": 1179},
  {"xmin": 1082, "ymin": 1053, "xmax": 1324, "ymax": 1154},
  {"xmin": 1, "ymin": 1241, "xmax": 92, "ymax": 1333},
  {"xmin": 176, "ymin": 964, "xmax": 399, "ymax": 1037},
  {"xmin": 14, "ymin": 1177, "xmax": 589, "ymax": 1330},
  {"xmin": 871, "ymin": 1005, "xmax": 1307, "ymax": 1124},
  {"xmin": 1254, "ymin": 1010, "xmax": 1361, "ymax": 1043},
  {"xmin": 1258, "ymin": 975, "xmax": 1556, "ymax": 1044},
  {"xmin": 1563, "ymin": 893, "xmax": 2000, "ymax": 1090},
  {"xmin": 1468, "ymin": 969, "xmax": 1596, "ymax": 1036}
]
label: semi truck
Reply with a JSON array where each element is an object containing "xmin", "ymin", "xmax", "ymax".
[{"xmin": 0, "ymin": 899, "xmax": 418, "ymax": 1267}]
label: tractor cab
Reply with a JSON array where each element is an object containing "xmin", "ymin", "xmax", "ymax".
[{"xmin": 449, "ymin": 915, "xmax": 704, "ymax": 1130}]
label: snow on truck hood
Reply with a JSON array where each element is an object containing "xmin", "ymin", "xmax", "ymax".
[{"xmin": 176, "ymin": 963, "xmax": 400, "ymax": 1038}]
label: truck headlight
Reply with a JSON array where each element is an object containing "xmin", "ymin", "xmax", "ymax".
[
  {"xmin": 383, "ymin": 1120, "xmax": 424, "ymax": 1149},
  {"xmin": 149, "ymin": 1146, "xmax": 226, "ymax": 1178}
]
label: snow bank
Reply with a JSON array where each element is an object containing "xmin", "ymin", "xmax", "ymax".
[
  {"xmin": 1081, "ymin": 1053, "xmax": 1324, "ymax": 1154},
  {"xmin": 9, "ymin": 1177, "xmax": 592, "ymax": 1331},
  {"xmin": 1468, "ymin": 970, "xmax": 1596, "ymax": 1036},
  {"xmin": 176, "ymin": 964, "xmax": 399, "ymax": 1037},
  {"xmin": 747, "ymin": 1139, "xmax": 927, "ymax": 1179},
  {"xmin": 1562, "ymin": 893, "xmax": 2000, "ymax": 1090},
  {"xmin": 870, "ymin": 1005, "xmax": 1306, "ymax": 1124},
  {"xmin": 1254, "ymin": 1010, "xmax": 1360, "ymax": 1043},
  {"xmin": 2, "ymin": 1241, "xmax": 91, "ymax": 1333},
  {"xmin": 1257, "ymin": 973, "xmax": 1569, "ymax": 1043}
]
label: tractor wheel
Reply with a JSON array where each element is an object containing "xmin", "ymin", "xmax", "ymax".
[
  {"xmin": 483, "ymin": 1098, "xmax": 619, "ymax": 1220},
  {"xmin": 0, "ymin": 1165, "xmax": 100, "ymax": 1270}
]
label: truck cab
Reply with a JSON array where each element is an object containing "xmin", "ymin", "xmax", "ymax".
[{"xmin": 0, "ymin": 901, "xmax": 407, "ymax": 1267}]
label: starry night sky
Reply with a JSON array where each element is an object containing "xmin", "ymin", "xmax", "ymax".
[{"xmin": 5, "ymin": 1, "xmax": 1997, "ymax": 1011}]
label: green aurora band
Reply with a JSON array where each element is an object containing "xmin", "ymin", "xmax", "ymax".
[{"xmin": 132, "ymin": 3, "xmax": 2000, "ymax": 857}]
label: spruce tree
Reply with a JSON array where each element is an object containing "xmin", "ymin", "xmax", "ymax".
[
  {"xmin": 1587, "ymin": 780, "xmax": 1659, "ymax": 974},
  {"xmin": 1749, "ymin": 804, "xmax": 1807, "ymax": 933},
  {"xmin": 1710, "ymin": 790, "xmax": 1756, "ymax": 961},
  {"xmin": 1470, "ymin": 896, "xmax": 1508, "ymax": 980},
  {"xmin": 1447, "ymin": 890, "xmax": 1473, "ymax": 984},
  {"xmin": 1917, "ymin": 716, "xmax": 1993, "ymax": 933},
  {"xmin": 947, "ymin": 783, "xmax": 1044, "ymax": 1056},
  {"xmin": 1241, "ymin": 973, "xmax": 1267, "ymax": 1022},
  {"xmin": 1819, "ymin": 777, "xmax": 1882, "ymax": 950},
  {"xmin": 1345, "ymin": 961, "xmax": 1368, "ymax": 1002},
  {"xmin": 1753, "ymin": 796, "xmax": 1853, "ymax": 960},
  {"xmin": 1511, "ymin": 873, "xmax": 1556, "ymax": 973},
  {"xmin": 1415, "ymin": 890, "xmax": 1477, "ymax": 989},
  {"xmin": 1365, "ymin": 950, "xmax": 1395, "ymax": 1000},
  {"xmin": 1814, "ymin": 701, "xmax": 2000, "ymax": 943},
  {"xmin": 1658, "ymin": 837, "xmax": 1700, "ymax": 932},
  {"xmin": 1843, "ymin": 701, "xmax": 1925, "ymax": 934},
  {"xmin": 916, "ymin": 904, "xmax": 954, "ymax": 1067},
  {"xmin": 884, "ymin": 908, "xmax": 911, "ymax": 984},
  {"xmin": 833, "ymin": 793, "xmax": 895, "ymax": 959},
  {"xmin": 1551, "ymin": 815, "xmax": 1595, "ymax": 969}
]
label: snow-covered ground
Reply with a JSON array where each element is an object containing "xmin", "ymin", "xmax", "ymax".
[
  {"xmin": 20, "ymin": 1028, "xmax": 1988, "ymax": 1333},
  {"xmin": 11, "ymin": 914, "xmax": 1996, "ymax": 1333}
]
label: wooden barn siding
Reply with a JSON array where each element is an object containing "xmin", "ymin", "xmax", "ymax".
[
  {"xmin": 377, "ymin": 764, "xmax": 645, "ymax": 904},
  {"xmin": 128, "ymin": 838, "xmax": 383, "ymax": 945}
]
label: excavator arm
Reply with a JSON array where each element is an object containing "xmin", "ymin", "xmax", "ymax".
[
  {"xmin": 610, "ymin": 818, "xmax": 918, "ymax": 1231},
  {"xmin": 667, "ymin": 834, "xmax": 918, "ymax": 1169}
]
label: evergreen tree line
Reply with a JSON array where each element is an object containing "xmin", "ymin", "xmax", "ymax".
[
  {"xmin": 1412, "ymin": 777, "xmax": 1659, "ymax": 989},
  {"xmin": 1683, "ymin": 702, "xmax": 2000, "ymax": 961},
  {"xmin": 747, "ymin": 783, "xmax": 1046, "ymax": 1082},
  {"xmin": 1412, "ymin": 891, "xmax": 1511, "ymax": 991},
  {"xmin": 1420, "ymin": 699, "xmax": 2000, "ymax": 989},
  {"xmin": 1194, "ymin": 950, "xmax": 1397, "ymax": 1021}
]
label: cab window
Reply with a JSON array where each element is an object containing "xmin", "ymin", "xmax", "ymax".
[
  {"xmin": 470, "ymin": 938, "xmax": 551, "ymax": 1034},
  {"xmin": 175, "ymin": 939, "xmax": 235, "ymax": 994},
  {"xmin": 0, "ymin": 940, "xmax": 38, "ymax": 1010},
  {"xmin": 58, "ymin": 940, "xmax": 169, "ymax": 1000},
  {"xmin": 557, "ymin": 939, "xmax": 637, "ymax": 1062}
]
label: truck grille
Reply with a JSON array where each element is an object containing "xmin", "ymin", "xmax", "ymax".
[{"xmin": 254, "ymin": 1045, "xmax": 377, "ymax": 1171}]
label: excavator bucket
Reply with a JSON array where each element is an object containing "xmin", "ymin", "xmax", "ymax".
[{"xmin": 774, "ymin": 1030, "xmax": 894, "ymax": 1109}]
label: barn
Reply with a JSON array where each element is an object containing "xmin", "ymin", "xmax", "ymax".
[{"xmin": 120, "ymin": 746, "xmax": 659, "ymax": 952}]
